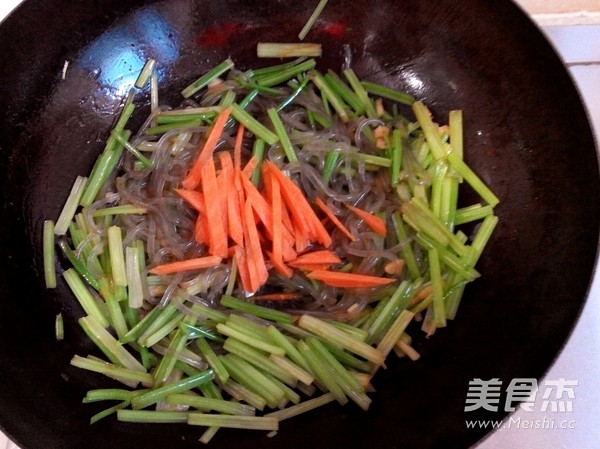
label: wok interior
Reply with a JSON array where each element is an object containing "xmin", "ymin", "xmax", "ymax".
[{"xmin": 0, "ymin": 0, "xmax": 598, "ymax": 448}]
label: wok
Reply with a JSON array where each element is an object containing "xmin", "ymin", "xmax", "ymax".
[{"xmin": 0, "ymin": 0, "xmax": 598, "ymax": 448}]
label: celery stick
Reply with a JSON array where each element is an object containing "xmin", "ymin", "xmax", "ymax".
[
  {"xmin": 188, "ymin": 413, "xmax": 278, "ymax": 431},
  {"xmin": 43, "ymin": 220, "xmax": 57, "ymax": 288},
  {"xmin": 310, "ymin": 71, "xmax": 349, "ymax": 122},
  {"xmin": 257, "ymin": 43, "xmax": 322, "ymax": 58},
  {"xmin": 196, "ymin": 337, "xmax": 230, "ymax": 383},
  {"xmin": 267, "ymin": 108, "xmax": 298, "ymax": 162},
  {"xmin": 266, "ymin": 393, "xmax": 335, "ymax": 421},
  {"xmin": 297, "ymin": 341, "xmax": 347, "ymax": 405},
  {"xmin": 343, "ymin": 69, "xmax": 377, "ymax": 118},
  {"xmin": 108, "ymin": 226, "xmax": 127, "ymax": 287},
  {"xmin": 182, "ymin": 58, "xmax": 234, "ymax": 98},
  {"xmin": 230, "ymin": 103, "xmax": 278, "ymax": 145},
  {"xmin": 118, "ymin": 410, "xmax": 189, "ymax": 424},
  {"xmin": 90, "ymin": 401, "xmax": 130, "ymax": 424},
  {"xmin": 216, "ymin": 324, "xmax": 285, "ymax": 356},
  {"xmin": 298, "ymin": 0, "xmax": 329, "ymax": 39},
  {"xmin": 54, "ymin": 176, "xmax": 88, "ymax": 235},
  {"xmin": 71, "ymin": 355, "xmax": 154, "ymax": 387},
  {"xmin": 131, "ymin": 370, "xmax": 215, "ymax": 410},
  {"xmin": 63, "ymin": 269, "xmax": 109, "ymax": 328},
  {"xmin": 55, "ymin": 313, "xmax": 64, "ymax": 341},
  {"xmin": 428, "ymin": 248, "xmax": 446, "ymax": 328},
  {"xmin": 167, "ymin": 394, "xmax": 255, "ymax": 415},
  {"xmin": 361, "ymin": 80, "xmax": 415, "ymax": 106},
  {"xmin": 135, "ymin": 58, "xmax": 156, "ymax": 89},
  {"xmin": 220, "ymin": 295, "xmax": 293, "ymax": 324}
]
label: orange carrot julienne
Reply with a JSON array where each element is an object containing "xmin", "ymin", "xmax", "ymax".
[
  {"xmin": 195, "ymin": 214, "xmax": 209, "ymax": 245},
  {"xmin": 347, "ymin": 204, "xmax": 387, "ymax": 237},
  {"xmin": 315, "ymin": 197, "xmax": 357, "ymax": 242},
  {"xmin": 264, "ymin": 161, "xmax": 332, "ymax": 247},
  {"xmin": 266, "ymin": 251, "xmax": 293, "ymax": 278},
  {"xmin": 182, "ymin": 106, "xmax": 232, "ymax": 190},
  {"xmin": 176, "ymin": 189, "xmax": 205, "ymax": 212},
  {"xmin": 149, "ymin": 256, "xmax": 222, "ymax": 275},
  {"xmin": 306, "ymin": 270, "xmax": 396, "ymax": 288},
  {"xmin": 219, "ymin": 152, "xmax": 244, "ymax": 246},
  {"xmin": 201, "ymin": 157, "xmax": 228, "ymax": 258},
  {"xmin": 271, "ymin": 175, "xmax": 283, "ymax": 267},
  {"xmin": 233, "ymin": 124, "xmax": 245, "ymax": 171},
  {"xmin": 290, "ymin": 250, "xmax": 342, "ymax": 265},
  {"xmin": 242, "ymin": 155, "xmax": 259, "ymax": 179},
  {"xmin": 243, "ymin": 198, "xmax": 269, "ymax": 292},
  {"xmin": 288, "ymin": 263, "xmax": 334, "ymax": 272},
  {"xmin": 234, "ymin": 246, "xmax": 252, "ymax": 294}
]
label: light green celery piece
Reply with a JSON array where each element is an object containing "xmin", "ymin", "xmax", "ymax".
[
  {"xmin": 463, "ymin": 215, "xmax": 499, "ymax": 268},
  {"xmin": 167, "ymin": 394, "xmax": 255, "ymax": 415},
  {"xmin": 226, "ymin": 314, "xmax": 270, "ymax": 339},
  {"xmin": 143, "ymin": 313, "xmax": 185, "ymax": 348},
  {"xmin": 414, "ymin": 234, "xmax": 480, "ymax": 282},
  {"xmin": 376, "ymin": 310, "xmax": 415, "ymax": 360},
  {"xmin": 54, "ymin": 176, "xmax": 88, "ymax": 235},
  {"xmin": 90, "ymin": 400, "xmax": 130, "ymax": 424},
  {"xmin": 324, "ymin": 70, "xmax": 364, "ymax": 114},
  {"xmin": 254, "ymin": 58, "xmax": 316, "ymax": 87},
  {"xmin": 131, "ymin": 370, "xmax": 215, "ymax": 410},
  {"xmin": 43, "ymin": 220, "xmax": 57, "ymax": 289},
  {"xmin": 120, "ymin": 304, "xmax": 164, "ymax": 344},
  {"xmin": 454, "ymin": 203, "xmax": 494, "ymax": 226},
  {"xmin": 298, "ymin": 315, "xmax": 385, "ymax": 365},
  {"xmin": 306, "ymin": 338, "xmax": 371, "ymax": 411},
  {"xmin": 110, "ymin": 130, "xmax": 153, "ymax": 169},
  {"xmin": 196, "ymin": 337, "xmax": 230, "ymax": 383},
  {"xmin": 220, "ymin": 380, "xmax": 267, "ymax": 411},
  {"xmin": 428, "ymin": 248, "xmax": 447, "ymax": 328},
  {"xmin": 92, "ymin": 204, "xmax": 148, "ymax": 218},
  {"xmin": 117, "ymin": 410, "xmax": 189, "ymax": 424},
  {"xmin": 361, "ymin": 80, "xmax": 415, "ymax": 106},
  {"xmin": 343, "ymin": 68, "xmax": 377, "ymax": 118},
  {"xmin": 55, "ymin": 313, "xmax": 64, "ymax": 341},
  {"xmin": 266, "ymin": 325, "xmax": 310, "ymax": 372},
  {"xmin": 309, "ymin": 71, "xmax": 350, "ymax": 122},
  {"xmin": 188, "ymin": 413, "xmax": 278, "ymax": 431},
  {"xmin": 137, "ymin": 304, "xmax": 180, "ymax": 345},
  {"xmin": 220, "ymin": 295, "xmax": 293, "ymax": 324},
  {"xmin": 412, "ymin": 101, "xmax": 447, "ymax": 160},
  {"xmin": 266, "ymin": 393, "xmax": 335, "ymax": 421},
  {"xmin": 220, "ymin": 355, "xmax": 283, "ymax": 408},
  {"xmin": 84, "ymin": 388, "xmax": 144, "ymax": 403},
  {"xmin": 449, "ymin": 109, "xmax": 464, "ymax": 159},
  {"xmin": 355, "ymin": 153, "xmax": 392, "ymax": 167},
  {"xmin": 98, "ymin": 277, "xmax": 129, "ymax": 340},
  {"xmin": 251, "ymin": 138, "xmax": 266, "ymax": 185},
  {"xmin": 135, "ymin": 58, "xmax": 156, "ymax": 89},
  {"xmin": 268, "ymin": 354, "xmax": 314, "ymax": 386},
  {"xmin": 63, "ymin": 269, "xmax": 109, "ymax": 328},
  {"xmin": 391, "ymin": 128, "xmax": 403, "ymax": 186},
  {"xmin": 216, "ymin": 324, "xmax": 285, "ymax": 356},
  {"xmin": 153, "ymin": 328, "xmax": 188, "ymax": 385},
  {"xmin": 125, "ymin": 246, "xmax": 144, "ymax": 309},
  {"xmin": 366, "ymin": 280, "xmax": 416, "ymax": 344},
  {"xmin": 391, "ymin": 213, "xmax": 421, "ymax": 280},
  {"xmin": 71, "ymin": 355, "xmax": 154, "ymax": 387},
  {"xmin": 440, "ymin": 175, "xmax": 459, "ymax": 231},
  {"xmin": 230, "ymin": 103, "xmax": 279, "ymax": 145},
  {"xmin": 322, "ymin": 150, "xmax": 340, "ymax": 183},
  {"xmin": 430, "ymin": 162, "xmax": 449, "ymax": 219},
  {"xmin": 298, "ymin": 0, "xmax": 329, "ymax": 39},
  {"xmin": 267, "ymin": 108, "xmax": 298, "ymax": 162},
  {"xmin": 107, "ymin": 226, "xmax": 127, "ymax": 287},
  {"xmin": 182, "ymin": 58, "xmax": 234, "ymax": 98},
  {"xmin": 447, "ymin": 152, "xmax": 499, "ymax": 207},
  {"xmin": 257, "ymin": 43, "xmax": 322, "ymax": 58},
  {"xmin": 326, "ymin": 320, "xmax": 369, "ymax": 342},
  {"xmin": 223, "ymin": 338, "xmax": 296, "ymax": 387},
  {"xmin": 79, "ymin": 315, "xmax": 145, "ymax": 372},
  {"xmin": 297, "ymin": 341, "xmax": 347, "ymax": 405}
]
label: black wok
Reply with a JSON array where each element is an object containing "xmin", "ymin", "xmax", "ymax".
[{"xmin": 0, "ymin": 0, "xmax": 598, "ymax": 448}]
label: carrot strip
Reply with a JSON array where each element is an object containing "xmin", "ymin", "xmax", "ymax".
[
  {"xmin": 195, "ymin": 214, "xmax": 209, "ymax": 245},
  {"xmin": 293, "ymin": 220, "xmax": 311, "ymax": 253},
  {"xmin": 306, "ymin": 270, "xmax": 396, "ymax": 288},
  {"xmin": 254, "ymin": 292, "xmax": 303, "ymax": 301},
  {"xmin": 182, "ymin": 106, "xmax": 232, "ymax": 190},
  {"xmin": 216, "ymin": 171, "xmax": 229, "ymax": 239},
  {"xmin": 201, "ymin": 157, "xmax": 228, "ymax": 258},
  {"xmin": 290, "ymin": 250, "xmax": 342, "ymax": 265},
  {"xmin": 243, "ymin": 198, "xmax": 269, "ymax": 292},
  {"xmin": 242, "ymin": 155, "xmax": 259, "ymax": 179},
  {"xmin": 271, "ymin": 174, "xmax": 283, "ymax": 267},
  {"xmin": 266, "ymin": 251, "xmax": 294, "ymax": 278},
  {"xmin": 175, "ymin": 189, "xmax": 205, "ymax": 212},
  {"xmin": 287, "ymin": 263, "xmax": 334, "ymax": 272},
  {"xmin": 233, "ymin": 124, "xmax": 245, "ymax": 171},
  {"xmin": 149, "ymin": 256, "xmax": 222, "ymax": 275},
  {"xmin": 218, "ymin": 152, "xmax": 244, "ymax": 246},
  {"xmin": 262, "ymin": 163, "xmax": 295, "ymax": 236},
  {"xmin": 315, "ymin": 197, "xmax": 357, "ymax": 242},
  {"xmin": 234, "ymin": 246, "xmax": 252, "ymax": 294},
  {"xmin": 347, "ymin": 204, "xmax": 387, "ymax": 237}
]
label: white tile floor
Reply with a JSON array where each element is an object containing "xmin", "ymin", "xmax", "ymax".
[{"xmin": 1, "ymin": 3, "xmax": 599, "ymax": 449}]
